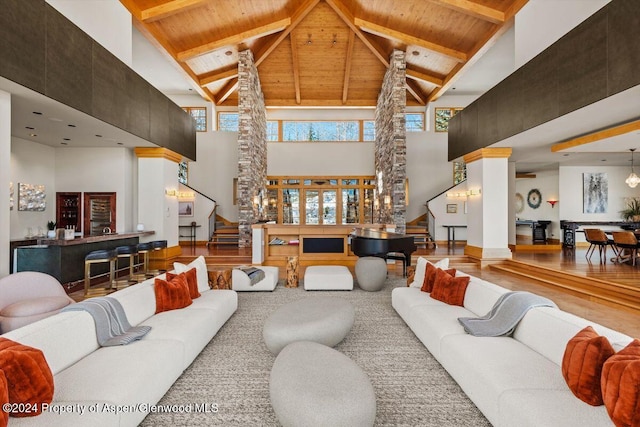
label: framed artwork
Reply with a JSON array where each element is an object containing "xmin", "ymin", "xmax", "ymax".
[
  {"xmin": 527, "ymin": 189, "xmax": 541, "ymax": 209},
  {"xmin": 446, "ymin": 203, "xmax": 457, "ymax": 213},
  {"xmin": 9, "ymin": 181, "xmax": 13, "ymax": 210},
  {"xmin": 18, "ymin": 183, "xmax": 46, "ymax": 211},
  {"xmin": 179, "ymin": 201, "xmax": 194, "ymax": 217},
  {"xmin": 583, "ymin": 172, "xmax": 608, "ymax": 213}
]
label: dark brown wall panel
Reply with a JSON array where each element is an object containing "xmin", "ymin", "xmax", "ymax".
[
  {"xmin": 149, "ymin": 87, "xmax": 170, "ymax": 147},
  {"xmin": 607, "ymin": 0, "xmax": 640, "ymax": 95},
  {"xmin": 557, "ymin": 9, "xmax": 608, "ymax": 116},
  {"xmin": 92, "ymin": 42, "xmax": 128, "ymax": 130},
  {"xmin": 460, "ymin": 102, "xmax": 478, "ymax": 155},
  {"xmin": 477, "ymin": 86, "xmax": 498, "ymax": 146},
  {"xmin": 126, "ymin": 72, "xmax": 151, "ymax": 141},
  {"xmin": 0, "ymin": 0, "xmax": 46, "ymax": 93},
  {"xmin": 522, "ymin": 46, "xmax": 558, "ymax": 131},
  {"xmin": 496, "ymin": 68, "xmax": 524, "ymax": 141},
  {"xmin": 45, "ymin": 5, "xmax": 93, "ymax": 115}
]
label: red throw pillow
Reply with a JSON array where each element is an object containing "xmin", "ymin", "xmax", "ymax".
[
  {"xmin": 430, "ymin": 268, "xmax": 469, "ymax": 306},
  {"xmin": 154, "ymin": 274, "xmax": 192, "ymax": 314},
  {"xmin": 421, "ymin": 263, "xmax": 456, "ymax": 293},
  {"xmin": 561, "ymin": 326, "xmax": 614, "ymax": 406},
  {"xmin": 166, "ymin": 268, "xmax": 200, "ymax": 299},
  {"xmin": 602, "ymin": 339, "xmax": 640, "ymax": 426},
  {"xmin": 0, "ymin": 338, "xmax": 54, "ymax": 417},
  {"xmin": 0, "ymin": 370, "xmax": 8, "ymax": 426}
]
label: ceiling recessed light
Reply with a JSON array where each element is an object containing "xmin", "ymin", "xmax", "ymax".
[
  {"xmin": 25, "ymin": 126, "xmax": 34, "ymax": 130},
  {"xmin": 601, "ymin": 159, "xmax": 606, "ymax": 162},
  {"xmin": 63, "ymin": 138, "xmax": 70, "ymax": 141},
  {"xmin": 225, "ymin": 50, "xmax": 233, "ymax": 56},
  {"xmin": 49, "ymin": 117, "xmax": 63, "ymax": 122},
  {"xmin": 95, "ymin": 134, "xmax": 102, "ymax": 138},
  {"xmin": 32, "ymin": 111, "xmax": 42, "ymax": 115},
  {"xmin": 29, "ymin": 133, "xmax": 37, "ymax": 137},
  {"xmin": 412, "ymin": 50, "xmax": 419, "ymax": 56},
  {"xmin": 67, "ymin": 124, "xmax": 76, "ymax": 127},
  {"xmin": 117, "ymin": 142, "xmax": 123, "ymax": 145},
  {"xmin": 563, "ymin": 153, "xmax": 570, "ymax": 157},
  {"xmin": 60, "ymin": 142, "xmax": 68, "ymax": 145}
]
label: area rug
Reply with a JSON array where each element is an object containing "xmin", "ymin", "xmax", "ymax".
[{"xmin": 140, "ymin": 277, "xmax": 490, "ymax": 426}]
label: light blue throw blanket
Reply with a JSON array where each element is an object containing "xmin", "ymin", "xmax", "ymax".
[
  {"xmin": 236, "ymin": 266, "xmax": 265, "ymax": 285},
  {"xmin": 62, "ymin": 297, "xmax": 151, "ymax": 346},
  {"xmin": 458, "ymin": 291, "xmax": 557, "ymax": 337}
]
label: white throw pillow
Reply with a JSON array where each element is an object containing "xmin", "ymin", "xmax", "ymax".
[
  {"xmin": 409, "ymin": 257, "xmax": 450, "ymax": 288},
  {"xmin": 174, "ymin": 255, "xmax": 209, "ymax": 293}
]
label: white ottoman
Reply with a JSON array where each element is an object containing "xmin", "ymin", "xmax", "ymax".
[
  {"xmin": 232, "ymin": 266, "xmax": 279, "ymax": 291},
  {"xmin": 304, "ymin": 266, "xmax": 353, "ymax": 290}
]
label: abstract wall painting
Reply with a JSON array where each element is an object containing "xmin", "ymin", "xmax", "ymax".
[
  {"xmin": 583, "ymin": 173, "xmax": 608, "ymax": 213},
  {"xmin": 18, "ymin": 183, "xmax": 46, "ymax": 211}
]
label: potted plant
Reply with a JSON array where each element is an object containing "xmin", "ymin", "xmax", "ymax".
[
  {"xmin": 619, "ymin": 198, "xmax": 640, "ymax": 222},
  {"xmin": 46, "ymin": 221, "xmax": 57, "ymax": 238}
]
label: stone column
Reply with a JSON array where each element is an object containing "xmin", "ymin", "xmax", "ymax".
[
  {"xmin": 0, "ymin": 90, "xmax": 10, "ymax": 276},
  {"xmin": 463, "ymin": 148, "xmax": 513, "ymax": 265},
  {"xmin": 237, "ymin": 49, "xmax": 267, "ymax": 247},
  {"xmin": 375, "ymin": 50, "xmax": 406, "ymax": 233},
  {"xmin": 135, "ymin": 147, "xmax": 182, "ymax": 271}
]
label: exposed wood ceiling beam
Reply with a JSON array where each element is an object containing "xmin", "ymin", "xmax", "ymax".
[
  {"xmin": 427, "ymin": 13, "xmax": 521, "ymax": 103},
  {"xmin": 199, "ymin": 66, "xmax": 238, "ymax": 87},
  {"xmin": 119, "ymin": 0, "xmax": 211, "ymax": 101},
  {"xmin": 342, "ymin": 31, "xmax": 355, "ymax": 104},
  {"xmin": 140, "ymin": 0, "xmax": 209, "ymax": 23},
  {"xmin": 406, "ymin": 80, "xmax": 427, "ymax": 105},
  {"xmin": 255, "ymin": 0, "xmax": 320, "ymax": 67},
  {"xmin": 355, "ymin": 18, "xmax": 467, "ymax": 63},
  {"xmin": 290, "ymin": 34, "xmax": 302, "ymax": 104},
  {"xmin": 406, "ymin": 67, "xmax": 443, "ymax": 87},
  {"xmin": 266, "ymin": 99, "xmax": 376, "ymax": 107},
  {"xmin": 325, "ymin": 0, "xmax": 390, "ymax": 68},
  {"xmin": 551, "ymin": 119, "xmax": 640, "ymax": 152},
  {"xmin": 177, "ymin": 18, "xmax": 291, "ymax": 62},
  {"xmin": 215, "ymin": 78, "xmax": 239, "ymax": 105},
  {"xmin": 427, "ymin": 0, "xmax": 505, "ymax": 24},
  {"xmin": 516, "ymin": 173, "xmax": 537, "ymax": 179}
]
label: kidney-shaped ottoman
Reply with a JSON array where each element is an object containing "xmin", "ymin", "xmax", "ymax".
[
  {"xmin": 270, "ymin": 341, "xmax": 376, "ymax": 427},
  {"xmin": 262, "ymin": 296, "xmax": 354, "ymax": 355}
]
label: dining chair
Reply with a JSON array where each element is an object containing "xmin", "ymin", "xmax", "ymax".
[
  {"xmin": 583, "ymin": 229, "xmax": 616, "ymax": 263},
  {"xmin": 611, "ymin": 231, "xmax": 640, "ymax": 265}
]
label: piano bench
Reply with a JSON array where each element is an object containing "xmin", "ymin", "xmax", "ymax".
[
  {"xmin": 385, "ymin": 253, "xmax": 407, "ymax": 277},
  {"xmin": 304, "ymin": 266, "xmax": 353, "ymax": 291}
]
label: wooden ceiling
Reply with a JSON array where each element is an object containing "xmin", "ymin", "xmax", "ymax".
[{"xmin": 120, "ymin": 0, "xmax": 528, "ymax": 107}]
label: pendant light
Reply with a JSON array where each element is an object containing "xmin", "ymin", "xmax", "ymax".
[{"xmin": 625, "ymin": 148, "xmax": 640, "ymax": 188}]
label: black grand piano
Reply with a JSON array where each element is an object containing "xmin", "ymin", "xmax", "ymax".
[{"xmin": 350, "ymin": 228, "xmax": 417, "ymax": 276}]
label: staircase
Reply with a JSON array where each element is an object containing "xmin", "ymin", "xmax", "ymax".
[
  {"xmin": 490, "ymin": 259, "xmax": 640, "ymax": 313},
  {"xmin": 207, "ymin": 215, "xmax": 240, "ymax": 247},
  {"xmin": 406, "ymin": 220, "xmax": 436, "ymax": 249}
]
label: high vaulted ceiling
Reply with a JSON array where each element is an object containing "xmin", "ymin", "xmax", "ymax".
[{"xmin": 120, "ymin": 0, "xmax": 527, "ymax": 107}]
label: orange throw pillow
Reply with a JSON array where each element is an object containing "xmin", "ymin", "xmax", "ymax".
[
  {"xmin": 421, "ymin": 263, "xmax": 456, "ymax": 293},
  {"xmin": 430, "ymin": 268, "xmax": 469, "ymax": 306},
  {"xmin": 0, "ymin": 338, "xmax": 54, "ymax": 417},
  {"xmin": 166, "ymin": 268, "xmax": 200, "ymax": 299},
  {"xmin": 0, "ymin": 370, "xmax": 8, "ymax": 426},
  {"xmin": 561, "ymin": 326, "xmax": 614, "ymax": 406},
  {"xmin": 602, "ymin": 339, "xmax": 640, "ymax": 426},
  {"xmin": 154, "ymin": 274, "xmax": 193, "ymax": 314}
]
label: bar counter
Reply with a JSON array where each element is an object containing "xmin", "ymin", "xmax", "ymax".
[{"xmin": 15, "ymin": 231, "xmax": 155, "ymax": 286}]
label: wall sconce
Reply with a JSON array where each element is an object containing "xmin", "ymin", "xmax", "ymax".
[
  {"xmin": 547, "ymin": 200, "xmax": 558, "ymax": 208},
  {"xmin": 373, "ymin": 198, "xmax": 380, "ymax": 209},
  {"xmin": 177, "ymin": 191, "xmax": 195, "ymax": 200},
  {"xmin": 165, "ymin": 189, "xmax": 177, "ymax": 197},
  {"xmin": 253, "ymin": 195, "xmax": 260, "ymax": 206},
  {"xmin": 384, "ymin": 195, "xmax": 391, "ymax": 207},
  {"xmin": 262, "ymin": 198, "xmax": 269, "ymax": 208},
  {"xmin": 446, "ymin": 192, "xmax": 466, "ymax": 198},
  {"xmin": 465, "ymin": 189, "xmax": 482, "ymax": 197}
]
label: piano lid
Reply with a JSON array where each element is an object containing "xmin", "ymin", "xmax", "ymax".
[{"xmin": 350, "ymin": 227, "xmax": 409, "ymax": 240}]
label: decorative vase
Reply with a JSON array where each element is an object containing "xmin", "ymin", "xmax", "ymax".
[{"xmin": 47, "ymin": 230, "xmax": 56, "ymax": 238}]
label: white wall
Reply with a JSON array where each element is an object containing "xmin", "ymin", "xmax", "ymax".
[
  {"xmin": 55, "ymin": 147, "xmax": 135, "ymax": 234},
  {"xmin": 268, "ymin": 142, "xmax": 374, "ymax": 176},
  {"xmin": 515, "ymin": 170, "xmax": 561, "ymax": 240},
  {"xmin": 0, "ymin": 91, "xmax": 11, "ymax": 276},
  {"xmin": 430, "ymin": 182, "xmax": 468, "ymax": 242},
  {"xmin": 10, "ymin": 138, "xmax": 56, "ymax": 240},
  {"xmin": 45, "ymin": 0, "xmax": 133, "ymax": 66},
  {"xmin": 515, "ymin": 0, "xmax": 611, "ymax": 68},
  {"xmin": 559, "ymin": 165, "xmax": 640, "ymax": 243}
]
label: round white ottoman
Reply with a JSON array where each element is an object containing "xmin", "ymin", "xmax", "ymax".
[
  {"xmin": 262, "ymin": 296, "xmax": 355, "ymax": 355},
  {"xmin": 270, "ymin": 341, "xmax": 376, "ymax": 427},
  {"xmin": 355, "ymin": 256, "xmax": 387, "ymax": 291}
]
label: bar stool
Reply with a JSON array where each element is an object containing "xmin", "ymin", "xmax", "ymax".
[
  {"xmin": 113, "ymin": 245, "xmax": 139, "ymax": 288},
  {"xmin": 132, "ymin": 242, "xmax": 152, "ymax": 282},
  {"xmin": 84, "ymin": 249, "xmax": 117, "ymax": 296},
  {"xmin": 146, "ymin": 240, "xmax": 168, "ymax": 277},
  {"xmin": 584, "ymin": 229, "xmax": 617, "ymax": 263}
]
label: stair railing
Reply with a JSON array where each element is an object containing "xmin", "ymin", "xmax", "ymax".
[{"xmin": 207, "ymin": 205, "xmax": 217, "ymax": 245}]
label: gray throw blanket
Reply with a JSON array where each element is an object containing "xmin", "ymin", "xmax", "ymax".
[
  {"xmin": 62, "ymin": 297, "xmax": 151, "ymax": 346},
  {"xmin": 236, "ymin": 266, "xmax": 265, "ymax": 285},
  {"xmin": 458, "ymin": 291, "xmax": 557, "ymax": 337}
]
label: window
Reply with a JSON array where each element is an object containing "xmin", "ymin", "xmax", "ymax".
[
  {"xmin": 453, "ymin": 161, "xmax": 467, "ymax": 185},
  {"xmin": 363, "ymin": 121, "xmax": 375, "ymax": 141},
  {"xmin": 178, "ymin": 161, "xmax": 188, "ymax": 185},
  {"xmin": 282, "ymin": 121, "xmax": 360, "ymax": 141},
  {"xmin": 434, "ymin": 107, "xmax": 463, "ymax": 132},
  {"xmin": 218, "ymin": 112, "xmax": 239, "ymax": 131},
  {"xmin": 183, "ymin": 107, "xmax": 207, "ymax": 132},
  {"xmin": 405, "ymin": 113, "xmax": 425, "ymax": 132},
  {"xmin": 267, "ymin": 121, "xmax": 279, "ymax": 141}
]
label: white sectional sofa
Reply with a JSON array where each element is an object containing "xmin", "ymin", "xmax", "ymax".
[
  {"xmin": 2, "ymin": 256, "xmax": 238, "ymax": 427},
  {"xmin": 393, "ymin": 265, "xmax": 632, "ymax": 427}
]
